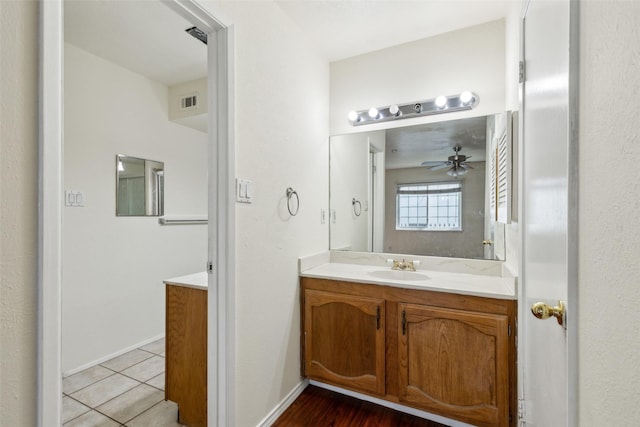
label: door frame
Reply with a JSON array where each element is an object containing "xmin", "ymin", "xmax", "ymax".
[
  {"xmin": 517, "ymin": 0, "xmax": 579, "ymax": 424},
  {"xmin": 37, "ymin": 1, "xmax": 235, "ymax": 425}
]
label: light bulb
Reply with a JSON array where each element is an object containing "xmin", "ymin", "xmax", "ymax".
[
  {"xmin": 460, "ymin": 91, "xmax": 473, "ymax": 105},
  {"xmin": 368, "ymin": 107, "xmax": 379, "ymax": 119},
  {"xmin": 389, "ymin": 104, "xmax": 400, "ymax": 116},
  {"xmin": 348, "ymin": 111, "xmax": 359, "ymax": 122},
  {"xmin": 435, "ymin": 96, "xmax": 447, "ymax": 109}
]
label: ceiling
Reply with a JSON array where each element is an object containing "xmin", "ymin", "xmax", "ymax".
[
  {"xmin": 275, "ymin": 0, "xmax": 511, "ymax": 62},
  {"xmin": 385, "ymin": 116, "xmax": 487, "ymax": 169},
  {"xmin": 64, "ymin": 0, "xmax": 510, "ymax": 86},
  {"xmin": 64, "ymin": 1, "xmax": 505, "ymax": 141},
  {"xmin": 64, "ymin": 0, "xmax": 207, "ymax": 86}
]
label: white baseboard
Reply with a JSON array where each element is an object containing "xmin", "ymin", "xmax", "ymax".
[
  {"xmin": 257, "ymin": 379, "xmax": 309, "ymax": 427},
  {"xmin": 310, "ymin": 380, "xmax": 475, "ymax": 427},
  {"xmin": 62, "ymin": 334, "xmax": 165, "ymax": 377}
]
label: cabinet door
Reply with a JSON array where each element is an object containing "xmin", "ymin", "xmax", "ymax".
[
  {"xmin": 398, "ymin": 303, "xmax": 510, "ymax": 427},
  {"xmin": 304, "ymin": 289, "xmax": 385, "ymax": 395}
]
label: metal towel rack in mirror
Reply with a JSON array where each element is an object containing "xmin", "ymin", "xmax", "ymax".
[
  {"xmin": 352, "ymin": 198, "xmax": 362, "ymax": 216},
  {"xmin": 286, "ymin": 187, "xmax": 299, "ymax": 216}
]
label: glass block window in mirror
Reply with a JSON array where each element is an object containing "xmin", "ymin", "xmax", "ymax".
[{"xmin": 396, "ymin": 182, "xmax": 462, "ymax": 231}]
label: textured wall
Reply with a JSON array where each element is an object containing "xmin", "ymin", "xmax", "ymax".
[
  {"xmin": 579, "ymin": 1, "xmax": 640, "ymax": 425},
  {"xmin": 329, "ymin": 133, "xmax": 371, "ymax": 251},
  {"xmin": 384, "ymin": 164, "xmax": 486, "ymax": 258},
  {"xmin": 204, "ymin": 2, "xmax": 330, "ymax": 425},
  {"xmin": 330, "ymin": 19, "xmax": 506, "ymax": 136},
  {"xmin": 0, "ymin": 1, "xmax": 39, "ymax": 425},
  {"xmin": 63, "ymin": 43, "xmax": 208, "ymax": 373}
]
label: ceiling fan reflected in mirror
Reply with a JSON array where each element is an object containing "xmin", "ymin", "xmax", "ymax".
[{"xmin": 421, "ymin": 145, "xmax": 473, "ymax": 177}]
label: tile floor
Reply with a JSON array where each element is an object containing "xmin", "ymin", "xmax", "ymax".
[{"xmin": 62, "ymin": 338, "xmax": 186, "ymax": 426}]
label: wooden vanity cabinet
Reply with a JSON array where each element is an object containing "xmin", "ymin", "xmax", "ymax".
[
  {"xmin": 165, "ymin": 284, "xmax": 207, "ymax": 427},
  {"xmin": 398, "ymin": 303, "xmax": 510, "ymax": 427},
  {"xmin": 301, "ymin": 277, "xmax": 516, "ymax": 427},
  {"xmin": 303, "ymin": 289, "xmax": 386, "ymax": 395}
]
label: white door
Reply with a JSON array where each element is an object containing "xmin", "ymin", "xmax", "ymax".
[{"xmin": 520, "ymin": 0, "xmax": 578, "ymax": 426}]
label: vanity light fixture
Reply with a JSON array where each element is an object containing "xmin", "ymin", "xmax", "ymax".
[
  {"xmin": 460, "ymin": 91, "xmax": 473, "ymax": 105},
  {"xmin": 347, "ymin": 91, "xmax": 479, "ymax": 126}
]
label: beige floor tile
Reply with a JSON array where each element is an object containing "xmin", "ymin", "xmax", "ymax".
[
  {"xmin": 63, "ymin": 410, "xmax": 120, "ymax": 427},
  {"xmin": 146, "ymin": 372, "xmax": 165, "ymax": 391},
  {"xmin": 62, "ymin": 396, "xmax": 91, "ymax": 423},
  {"xmin": 96, "ymin": 384, "xmax": 163, "ymax": 424},
  {"xmin": 70, "ymin": 373, "xmax": 140, "ymax": 408},
  {"xmin": 121, "ymin": 355, "xmax": 164, "ymax": 382},
  {"xmin": 63, "ymin": 365, "xmax": 115, "ymax": 394},
  {"xmin": 100, "ymin": 349, "xmax": 153, "ymax": 372},
  {"xmin": 125, "ymin": 401, "xmax": 185, "ymax": 427},
  {"xmin": 139, "ymin": 338, "xmax": 165, "ymax": 355}
]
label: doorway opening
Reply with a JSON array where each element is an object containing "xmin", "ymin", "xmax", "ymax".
[{"xmin": 38, "ymin": 1, "xmax": 235, "ymax": 426}]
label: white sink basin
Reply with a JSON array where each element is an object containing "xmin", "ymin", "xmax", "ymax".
[{"xmin": 367, "ymin": 270, "xmax": 430, "ymax": 281}]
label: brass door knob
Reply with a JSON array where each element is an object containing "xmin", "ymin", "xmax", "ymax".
[
  {"xmin": 482, "ymin": 240, "xmax": 494, "ymax": 245},
  {"xmin": 531, "ymin": 301, "xmax": 566, "ymax": 326}
]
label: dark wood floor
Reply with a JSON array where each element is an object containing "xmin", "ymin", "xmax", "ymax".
[{"xmin": 272, "ymin": 385, "xmax": 448, "ymax": 427}]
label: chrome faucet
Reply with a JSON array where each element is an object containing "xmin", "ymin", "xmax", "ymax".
[{"xmin": 392, "ymin": 259, "xmax": 416, "ymax": 272}]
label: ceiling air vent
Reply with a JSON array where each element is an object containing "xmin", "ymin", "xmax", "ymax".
[
  {"xmin": 186, "ymin": 26, "xmax": 208, "ymax": 45},
  {"xmin": 180, "ymin": 94, "xmax": 198, "ymax": 110}
]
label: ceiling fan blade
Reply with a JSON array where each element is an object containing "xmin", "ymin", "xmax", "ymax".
[{"xmin": 430, "ymin": 163, "xmax": 450, "ymax": 171}]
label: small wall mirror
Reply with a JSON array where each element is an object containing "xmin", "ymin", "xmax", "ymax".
[{"xmin": 116, "ymin": 155, "xmax": 164, "ymax": 216}]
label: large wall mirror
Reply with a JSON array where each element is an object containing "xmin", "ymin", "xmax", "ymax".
[
  {"xmin": 329, "ymin": 112, "xmax": 513, "ymax": 261},
  {"xmin": 116, "ymin": 154, "xmax": 165, "ymax": 216}
]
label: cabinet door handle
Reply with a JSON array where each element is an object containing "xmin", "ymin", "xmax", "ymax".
[
  {"xmin": 376, "ymin": 306, "xmax": 380, "ymax": 330},
  {"xmin": 402, "ymin": 309, "xmax": 407, "ymax": 335}
]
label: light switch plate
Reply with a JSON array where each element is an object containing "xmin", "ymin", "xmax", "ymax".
[
  {"xmin": 65, "ymin": 190, "xmax": 85, "ymax": 207},
  {"xmin": 236, "ymin": 179, "xmax": 253, "ymax": 203}
]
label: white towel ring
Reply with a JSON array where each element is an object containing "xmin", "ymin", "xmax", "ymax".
[
  {"xmin": 286, "ymin": 187, "xmax": 300, "ymax": 216},
  {"xmin": 352, "ymin": 198, "xmax": 362, "ymax": 216}
]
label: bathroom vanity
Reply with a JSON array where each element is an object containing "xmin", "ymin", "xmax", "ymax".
[
  {"xmin": 164, "ymin": 272, "xmax": 207, "ymax": 427},
  {"xmin": 299, "ymin": 252, "xmax": 517, "ymax": 427}
]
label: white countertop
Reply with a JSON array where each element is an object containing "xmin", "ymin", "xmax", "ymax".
[
  {"xmin": 164, "ymin": 272, "xmax": 208, "ymax": 291},
  {"xmin": 299, "ymin": 252, "xmax": 516, "ymax": 300}
]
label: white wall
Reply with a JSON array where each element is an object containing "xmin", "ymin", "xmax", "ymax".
[
  {"xmin": 62, "ymin": 43, "xmax": 208, "ymax": 372},
  {"xmin": 503, "ymin": 1, "xmax": 525, "ymax": 276},
  {"xmin": 330, "ymin": 133, "xmax": 372, "ymax": 251},
  {"xmin": 203, "ymin": 2, "xmax": 330, "ymax": 425},
  {"xmin": 579, "ymin": 1, "xmax": 640, "ymax": 425},
  {"xmin": 0, "ymin": 1, "xmax": 38, "ymax": 425},
  {"xmin": 330, "ymin": 19, "xmax": 506, "ymax": 136},
  {"xmin": 5, "ymin": 3, "xmax": 640, "ymax": 427},
  {"xmin": 384, "ymin": 164, "xmax": 486, "ymax": 258}
]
